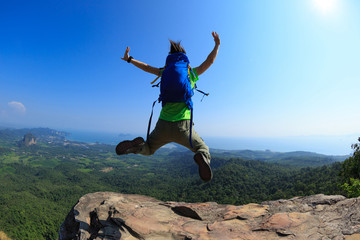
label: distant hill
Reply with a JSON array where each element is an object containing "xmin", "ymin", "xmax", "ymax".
[
  {"xmin": 0, "ymin": 127, "xmax": 349, "ymax": 168},
  {"xmin": 0, "ymin": 127, "xmax": 68, "ymax": 146},
  {"xmin": 18, "ymin": 133, "xmax": 37, "ymax": 147},
  {"xmin": 210, "ymin": 148, "xmax": 349, "ymax": 167}
]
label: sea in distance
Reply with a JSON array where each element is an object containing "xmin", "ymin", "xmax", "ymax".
[{"xmin": 65, "ymin": 129, "xmax": 357, "ymax": 156}]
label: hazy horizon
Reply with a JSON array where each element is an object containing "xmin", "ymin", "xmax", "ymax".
[
  {"xmin": 2, "ymin": 122, "xmax": 354, "ymax": 156},
  {"xmin": 64, "ymin": 130, "xmax": 358, "ymax": 156}
]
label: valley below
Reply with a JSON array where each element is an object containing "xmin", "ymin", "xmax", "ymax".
[{"xmin": 0, "ymin": 128, "xmax": 354, "ymax": 239}]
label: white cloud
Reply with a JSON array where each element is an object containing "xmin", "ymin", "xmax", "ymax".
[{"xmin": 8, "ymin": 101, "xmax": 26, "ymax": 114}]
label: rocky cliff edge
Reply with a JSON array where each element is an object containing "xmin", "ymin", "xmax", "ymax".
[{"xmin": 59, "ymin": 192, "xmax": 360, "ymax": 240}]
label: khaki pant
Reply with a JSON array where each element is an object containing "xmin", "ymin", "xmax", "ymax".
[{"xmin": 139, "ymin": 119, "xmax": 211, "ymax": 162}]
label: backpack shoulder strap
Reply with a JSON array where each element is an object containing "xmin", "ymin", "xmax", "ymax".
[
  {"xmin": 150, "ymin": 75, "xmax": 160, "ymax": 85},
  {"xmin": 146, "ymin": 99, "xmax": 158, "ymax": 142},
  {"xmin": 150, "ymin": 67, "xmax": 165, "ymax": 85},
  {"xmin": 188, "ymin": 65, "xmax": 195, "ymax": 81}
]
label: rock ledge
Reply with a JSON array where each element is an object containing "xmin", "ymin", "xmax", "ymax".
[{"xmin": 59, "ymin": 192, "xmax": 360, "ymax": 240}]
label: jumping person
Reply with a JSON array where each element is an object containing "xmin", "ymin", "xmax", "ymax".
[{"xmin": 116, "ymin": 32, "xmax": 220, "ymax": 182}]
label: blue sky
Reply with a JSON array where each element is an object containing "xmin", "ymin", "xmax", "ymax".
[{"xmin": 1, "ymin": 0, "xmax": 360, "ymax": 154}]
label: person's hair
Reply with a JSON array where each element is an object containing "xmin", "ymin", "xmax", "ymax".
[{"xmin": 169, "ymin": 40, "xmax": 186, "ymax": 54}]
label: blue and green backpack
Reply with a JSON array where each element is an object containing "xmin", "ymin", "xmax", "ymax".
[{"xmin": 147, "ymin": 52, "xmax": 208, "ymax": 148}]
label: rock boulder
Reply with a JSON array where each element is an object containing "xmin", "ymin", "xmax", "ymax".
[{"xmin": 59, "ymin": 192, "xmax": 360, "ymax": 240}]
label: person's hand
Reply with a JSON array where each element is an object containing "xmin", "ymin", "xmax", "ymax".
[
  {"xmin": 121, "ymin": 46, "xmax": 130, "ymax": 62},
  {"xmin": 212, "ymin": 32, "xmax": 220, "ymax": 46}
]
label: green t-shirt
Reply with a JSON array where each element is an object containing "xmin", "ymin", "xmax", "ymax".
[{"xmin": 159, "ymin": 68, "xmax": 199, "ymax": 121}]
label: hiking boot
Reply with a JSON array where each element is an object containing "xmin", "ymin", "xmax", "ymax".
[
  {"xmin": 194, "ymin": 152, "xmax": 212, "ymax": 182},
  {"xmin": 115, "ymin": 137, "xmax": 145, "ymax": 155}
]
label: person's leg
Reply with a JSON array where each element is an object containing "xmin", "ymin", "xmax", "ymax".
[
  {"xmin": 116, "ymin": 119, "xmax": 171, "ymax": 156},
  {"xmin": 138, "ymin": 119, "xmax": 172, "ymax": 155},
  {"xmin": 171, "ymin": 120, "xmax": 210, "ymax": 159},
  {"xmin": 115, "ymin": 137, "xmax": 145, "ymax": 155},
  {"xmin": 172, "ymin": 120, "xmax": 212, "ymax": 182}
]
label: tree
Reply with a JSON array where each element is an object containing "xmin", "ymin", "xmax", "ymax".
[
  {"xmin": 340, "ymin": 137, "xmax": 360, "ymax": 197},
  {"xmin": 341, "ymin": 178, "xmax": 360, "ymax": 198}
]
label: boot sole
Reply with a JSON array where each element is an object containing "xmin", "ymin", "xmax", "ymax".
[
  {"xmin": 194, "ymin": 153, "xmax": 212, "ymax": 182},
  {"xmin": 116, "ymin": 137, "xmax": 144, "ymax": 155}
]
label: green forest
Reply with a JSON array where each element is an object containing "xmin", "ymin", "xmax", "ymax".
[{"xmin": 0, "ymin": 128, "xmax": 358, "ymax": 240}]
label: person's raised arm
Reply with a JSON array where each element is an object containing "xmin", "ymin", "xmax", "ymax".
[
  {"xmin": 194, "ymin": 32, "xmax": 220, "ymax": 76},
  {"xmin": 122, "ymin": 46, "xmax": 161, "ymax": 76}
]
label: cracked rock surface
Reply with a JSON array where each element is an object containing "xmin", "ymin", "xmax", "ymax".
[{"xmin": 59, "ymin": 192, "xmax": 360, "ymax": 240}]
